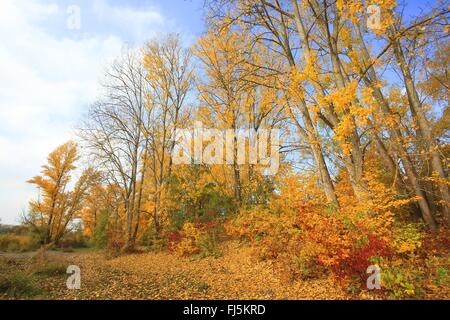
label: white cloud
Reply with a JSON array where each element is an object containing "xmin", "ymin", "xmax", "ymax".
[
  {"xmin": 0, "ymin": 0, "xmax": 168, "ymax": 224},
  {"xmin": 92, "ymin": 0, "xmax": 167, "ymax": 43}
]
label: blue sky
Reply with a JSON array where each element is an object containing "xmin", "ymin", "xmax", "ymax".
[{"xmin": 0, "ymin": 0, "xmax": 205, "ymax": 224}]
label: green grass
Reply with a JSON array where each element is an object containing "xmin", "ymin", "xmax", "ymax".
[
  {"xmin": 32, "ymin": 262, "xmax": 67, "ymax": 277},
  {"xmin": 72, "ymin": 246, "xmax": 98, "ymax": 253},
  {"xmin": 195, "ymin": 281, "xmax": 210, "ymax": 293},
  {"xmin": 0, "ymin": 272, "xmax": 41, "ymax": 298},
  {"xmin": 54, "ymin": 246, "xmax": 98, "ymax": 254}
]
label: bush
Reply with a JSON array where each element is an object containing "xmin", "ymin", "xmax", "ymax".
[
  {"xmin": 0, "ymin": 234, "xmax": 39, "ymax": 252},
  {"xmin": 166, "ymin": 230, "xmax": 182, "ymax": 252},
  {"xmin": 90, "ymin": 210, "xmax": 109, "ymax": 249},
  {"xmin": 225, "ymin": 168, "xmax": 429, "ymax": 296},
  {"xmin": 276, "ymin": 251, "xmax": 324, "ymax": 283},
  {"xmin": 374, "ymin": 256, "xmax": 423, "ymax": 298},
  {"xmin": 105, "ymin": 236, "xmax": 125, "ymax": 258},
  {"xmin": 139, "ymin": 228, "xmax": 167, "ymax": 252},
  {"xmin": 32, "ymin": 262, "xmax": 67, "ymax": 277},
  {"xmin": 175, "ymin": 222, "xmax": 223, "ymax": 258},
  {"xmin": 392, "ymin": 222, "xmax": 424, "ymax": 255},
  {"xmin": 225, "ymin": 206, "xmax": 300, "ymax": 260},
  {"xmin": 176, "ymin": 223, "xmax": 202, "ymax": 256},
  {"xmin": 58, "ymin": 231, "xmax": 88, "ymax": 249},
  {"xmin": 198, "ymin": 227, "xmax": 222, "ymax": 258},
  {"xmin": 0, "ymin": 272, "xmax": 41, "ymax": 298},
  {"xmin": 165, "ymin": 166, "xmax": 237, "ymax": 228}
]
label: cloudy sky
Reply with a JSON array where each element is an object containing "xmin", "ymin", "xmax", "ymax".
[{"xmin": 0, "ymin": 0, "xmax": 204, "ymax": 224}]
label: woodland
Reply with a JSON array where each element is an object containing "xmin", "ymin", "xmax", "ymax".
[{"xmin": 0, "ymin": 0, "xmax": 449, "ymax": 300}]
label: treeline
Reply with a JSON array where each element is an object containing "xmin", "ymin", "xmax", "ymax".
[{"xmin": 23, "ymin": 0, "xmax": 449, "ymax": 297}]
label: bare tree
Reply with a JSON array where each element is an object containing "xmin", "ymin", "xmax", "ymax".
[{"xmin": 79, "ymin": 49, "xmax": 152, "ymax": 251}]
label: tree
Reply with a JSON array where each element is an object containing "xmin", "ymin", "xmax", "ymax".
[
  {"xmin": 195, "ymin": 26, "xmax": 284, "ymax": 206},
  {"xmin": 80, "ymin": 35, "xmax": 194, "ymax": 249},
  {"xmin": 26, "ymin": 141, "xmax": 99, "ymax": 244},
  {"xmin": 142, "ymin": 33, "xmax": 194, "ymax": 235},
  {"xmin": 205, "ymin": 0, "xmax": 449, "ymax": 230},
  {"xmin": 79, "ymin": 49, "xmax": 152, "ymax": 251}
]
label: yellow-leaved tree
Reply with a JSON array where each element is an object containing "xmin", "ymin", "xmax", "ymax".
[{"xmin": 26, "ymin": 141, "xmax": 100, "ymax": 245}]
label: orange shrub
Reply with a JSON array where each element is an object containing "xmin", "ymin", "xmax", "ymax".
[
  {"xmin": 0, "ymin": 234, "xmax": 38, "ymax": 252},
  {"xmin": 226, "ymin": 165, "xmax": 422, "ymax": 289}
]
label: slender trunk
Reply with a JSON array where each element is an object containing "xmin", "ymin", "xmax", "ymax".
[
  {"xmin": 232, "ymin": 121, "xmax": 242, "ymax": 203},
  {"xmin": 133, "ymin": 145, "xmax": 148, "ymax": 241},
  {"xmin": 296, "ymin": 0, "xmax": 367, "ymax": 199},
  {"xmin": 287, "ymin": 102, "xmax": 340, "ymax": 207},
  {"xmin": 286, "ymin": 0, "xmax": 340, "ymax": 207},
  {"xmin": 402, "ymin": 153, "xmax": 438, "ymax": 231},
  {"xmin": 153, "ymin": 187, "xmax": 161, "ymax": 234},
  {"xmin": 391, "ymin": 30, "xmax": 449, "ymax": 224},
  {"xmin": 312, "ymin": 145, "xmax": 339, "ymax": 207},
  {"xmin": 353, "ymin": 23, "xmax": 437, "ymax": 230},
  {"xmin": 124, "ymin": 186, "xmax": 134, "ymax": 251}
]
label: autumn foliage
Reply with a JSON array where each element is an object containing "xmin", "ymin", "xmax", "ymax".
[{"xmin": 18, "ymin": 0, "xmax": 450, "ymax": 300}]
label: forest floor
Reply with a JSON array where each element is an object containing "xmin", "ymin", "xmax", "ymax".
[{"xmin": 0, "ymin": 241, "xmax": 349, "ymax": 300}]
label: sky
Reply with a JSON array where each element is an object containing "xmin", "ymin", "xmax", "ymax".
[{"xmin": 0, "ymin": 0, "xmax": 205, "ymax": 225}]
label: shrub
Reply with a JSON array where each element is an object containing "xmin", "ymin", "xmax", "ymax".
[
  {"xmin": 225, "ymin": 206, "xmax": 300, "ymax": 259},
  {"xmin": 198, "ymin": 228, "xmax": 222, "ymax": 258},
  {"xmin": 174, "ymin": 222, "xmax": 223, "ymax": 257},
  {"xmin": 375, "ymin": 256, "xmax": 424, "ymax": 298},
  {"xmin": 293, "ymin": 168, "xmax": 420, "ymax": 284},
  {"xmin": 91, "ymin": 210, "xmax": 110, "ymax": 249},
  {"xmin": 166, "ymin": 230, "xmax": 182, "ymax": 252},
  {"xmin": 32, "ymin": 262, "xmax": 67, "ymax": 277},
  {"xmin": 0, "ymin": 234, "xmax": 39, "ymax": 252},
  {"xmin": 225, "ymin": 167, "xmax": 426, "ymax": 295},
  {"xmin": 139, "ymin": 227, "xmax": 167, "ymax": 252},
  {"xmin": 0, "ymin": 272, "xmax": 41, "ymax": 298},
  {"xmin": 176, "ymin": 222, "xmax": 202, "ymax": 256},
  {"xmin": 392, "ymin": 222, "xmax": 424, "ymax": 255},
  {"xmin": 425, "ymin": 255, "xmax": 449, "ymax": 287},
  {"xmin": 332, "ymin": 234, "xmax": 394, "ymax": 282},
  {"xmin": 106, "ymin": 236, "xmax": 125, "ymax": 258},
  {"xmin": 280, "ymin": 250, "xmax": 324, "ymax": 282},
  {"xmin": 58, "ymin": 231, "xmax": 88, "ymax": 249}
]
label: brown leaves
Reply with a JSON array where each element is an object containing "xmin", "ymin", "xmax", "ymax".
[{"xmin": 0, "ymin": 242, "xmax": 346, "ymax": 300}]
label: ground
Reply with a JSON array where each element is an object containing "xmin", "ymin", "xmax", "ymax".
[{"xmin": 0, "ymin": 241, "xmax": 347, "ymax": 300}]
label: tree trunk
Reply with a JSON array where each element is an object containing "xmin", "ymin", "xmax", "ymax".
[
  {"xmin": 391, "ymin": 31, "xmax": 449, "ymax": 225},
  {"xmin": 352, "ymin": 23, "xmax": 437, "ymax": 230}
]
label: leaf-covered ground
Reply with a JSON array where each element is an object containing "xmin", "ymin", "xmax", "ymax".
[{"xmin": 0, "ymin": 241, "xmax": 347, "ymax": 300}]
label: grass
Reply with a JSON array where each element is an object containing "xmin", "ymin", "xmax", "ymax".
[
  {"xmin": 71, "ymin": 246, "xmax": 98, "ymax": 253},
  {"xmin": 0, "ymin": 272, "xmax": 41, "ymax": 298},
  {"xmin": 32, "ymin": 262, "xmax": 67, "ymax": 277},
  {"xmin": 0, "ymin": 234, "xmax": 39, "ymax": 253},
  {"xmin": 195, "ymin": 281, "xmax": 210, "ymax": 293},
  {"xmin": 0, "ymin": 258, "xmax": 69, "ymax": 299}
]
